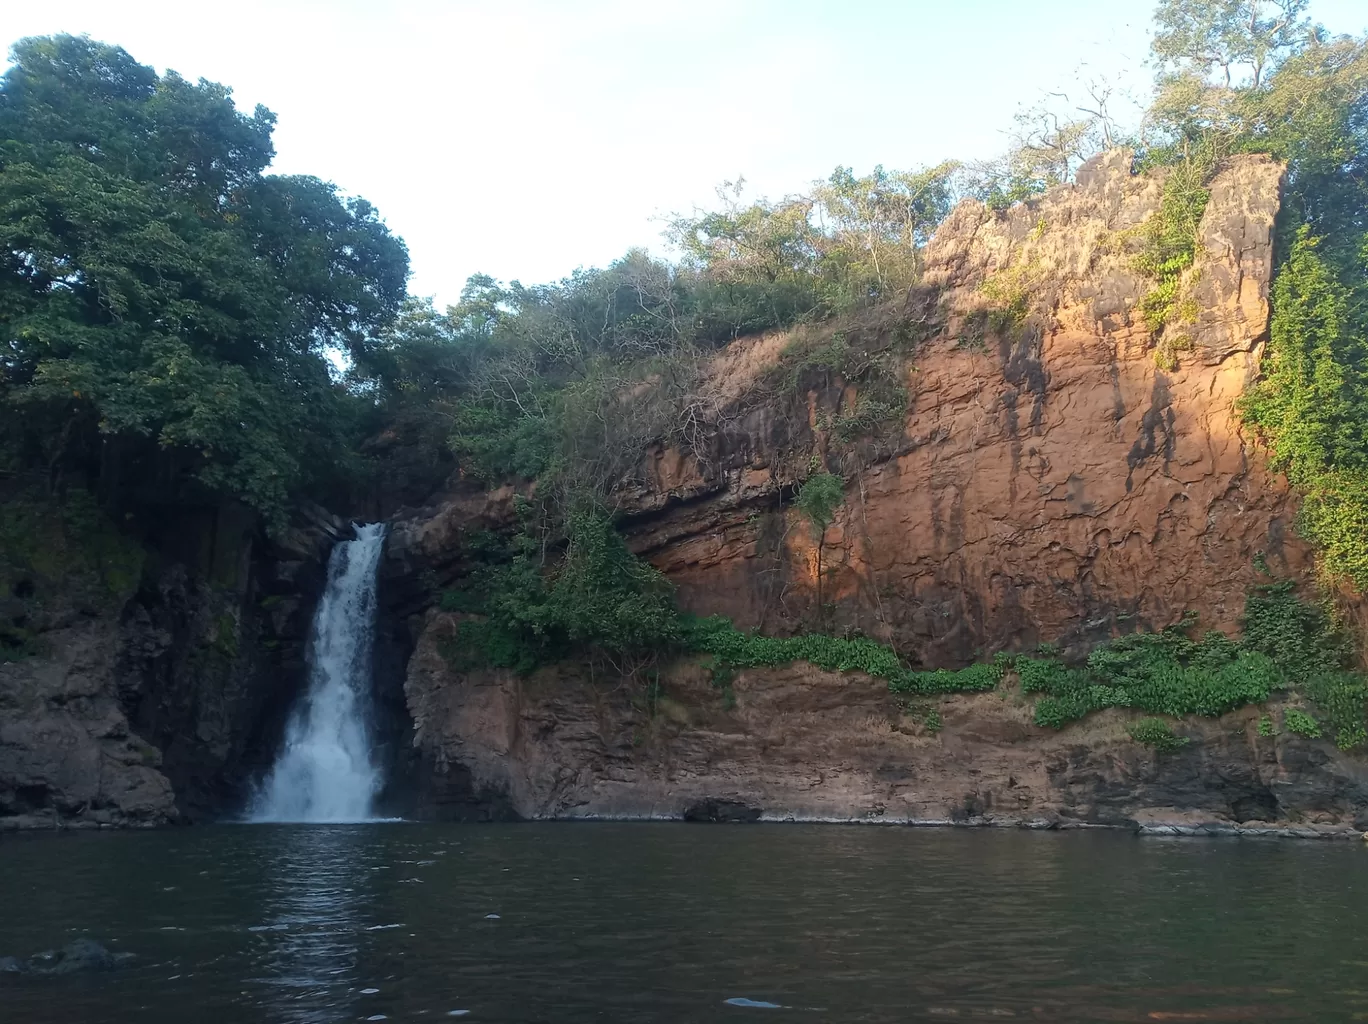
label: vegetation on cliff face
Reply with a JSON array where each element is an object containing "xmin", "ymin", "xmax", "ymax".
[
  {"xmin": 1132, "ymin": 2, "xmax": 1368, "ymax": 591},
  {"xmin": 422, "ymin": 1, "xmax": 1368, "ymax": 754}
]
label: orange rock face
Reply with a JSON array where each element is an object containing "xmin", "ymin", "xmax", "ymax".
[
  {"xmin": 624, "ymin": 151, "xmax": 1304, "ymax": 665},
  {"xmin": 387, "ymin": 153, "xmax": 1368, "ymax": 828}
]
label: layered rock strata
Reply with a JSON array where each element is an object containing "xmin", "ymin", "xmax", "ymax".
[
  {"xmin": 389, "ymin": 151, "xmax": 1368, "ymax": 829},
  {"xmin": 402, "ymin": 613, "xmax": 1368, "ymax": 831}
]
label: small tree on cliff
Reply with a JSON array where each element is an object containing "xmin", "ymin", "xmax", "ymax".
[{"xmin": 797, "ymin": 472, "xmax": 845, "ymax": 628}]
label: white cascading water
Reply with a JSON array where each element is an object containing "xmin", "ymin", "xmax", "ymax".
[{"xmin": 251, "ymin": 523, "xmax": 388, "ymax": 823}]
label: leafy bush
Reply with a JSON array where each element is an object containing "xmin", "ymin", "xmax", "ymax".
[
  {"xmin": 1128, "ymin": 718, "xmax": 1189, "ymax": 752},
  {"xmin": 1241, "ymin": 232, "xmax": 1368, "ymax": 592},
  {"xmin": 892, "ymin": 662, "xmax": 1006, "ymax": 695},
  {"xmin": 443, "ymin": 502, "xmax": 680, "ymax": 674},
  {"xmin": 1012, "ymin": 585, "xmax": 1367, "ymax": 743},
  {"xmin": 681, "ymin": 615, "xmax": 1008, "ymax": 700},
  {"xmin": 1301, "ymin": 673, "xmax": 1368, "ymax": 750},
  {"xmin": 1131, "ymin": 152, "xmax": 1214, "ymax": 336},
  {"xmin": 1283, "ymin": 708, "xmax": 1323, "ymax": 739}
]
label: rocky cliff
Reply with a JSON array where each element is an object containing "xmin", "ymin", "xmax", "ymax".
[
  {"xmin": 401, "ymin": 621, "xmax": 1368, "ymax": 831},
  {"xmin": 629, "ymin": 150, "xmax": 1302, "ymax": 656},
  {"xmin": 7, "ymin": 150, "xmax": 1356, "ymax": 832},
  {"xmin": 387, "ymin": 151, "xmax": 1368, "ymax": 830},
  {"xmin": 0, "ymin": 497, "xmax": 344, "ymax": 829}
]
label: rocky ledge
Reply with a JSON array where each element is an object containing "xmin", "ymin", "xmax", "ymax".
[{"xmin": 400, "ymin": 610, "xmax": 1368, "ymax": 834}]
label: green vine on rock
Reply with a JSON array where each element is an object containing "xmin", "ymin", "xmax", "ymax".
[{"xmin": 1131, "ymin": 151, "xmax": 1215, "ymax": 361}]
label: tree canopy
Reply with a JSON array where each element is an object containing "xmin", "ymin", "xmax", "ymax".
[{"xmin": 0, "ymin": 34, "xmax": 409, "ymax": 524}]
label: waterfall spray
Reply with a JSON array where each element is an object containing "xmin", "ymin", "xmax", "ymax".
[{"xmin": 251, "ymin": 523, "xmax": 387, "ymax": 823}]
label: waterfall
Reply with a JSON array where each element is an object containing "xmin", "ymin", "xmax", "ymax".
[{"xmin": 251, "ymin": 523, "xmax": 388, "ymax": 823}]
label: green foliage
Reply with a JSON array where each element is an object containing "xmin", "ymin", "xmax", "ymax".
[
  {"xmin": 797, "ymin": 473, "xmax": 844, "ymax": 534},
  {"xmin": 833, "ymin": 392, "xmax": 908, "ymax": 443},
  {"xmin": 1241, "ymin": 232, "xmax": 1368, "ymax": 590},
  {"xmin": 669, "ymin": 163, "xmax": 958, "ymax": 321},
  {"xmin": 441, "ymin": 502, "xmax": 680, "ymax": 674},
  {"xmin": 1150, "ymin": 0, "xmax": 1309, "ymax": 90},
  {"xmin": 1258, "ymin": 713, "xmax": 1276, "ymax": 736},
  {"xmin": 1015, "ymin": 583, "xmax": 1368, "ymax": 746},
  {"xmin": 1027, "ymin": 625, "xmax": 1284, "ymax": 727},
  {"xmin": 1130, "ymin": 152, "xmax": 1214, "ymax": 339},
  {"xmin": 681, "ymin": 614, "xmax": 1006, "ymax": 697},
  {"xmin": 770, "ymin": 327, "xmax": 913, "ymax": 445},
  {"xmin": 899, "ymin": 699, "xmax": 945, "ymax": 733},
  {"xmin": 1239, "ymin": 580, "xmax": 1350, "ymax": 679},
  {"xmin": 1128, "ymin": 717, "xmax": 1190, "ymax": 752},
  {"xmin": 892, "ymin": 662, "xmax": 1006, "ymax": 695},
  {"xmin": 1283, "ymin": 708, "xmax": 1322, "ymax": 739},
  {"xmin": 1301, "ymin": 674, "xmax": 1368, "ymax": 749},
  {"xmin": 0, "ymin": 35, "xmax": 408, "ymax": 527},
  {"xmin": 1141, "ymin": 13, "xmax": 1368, "ymax": 591},
  {"xmin": 796, "ymin": 471, "xmax": 845, "ymax": 626},
  {"xmin": 979, "ymin": 263, "xmax": 1039, "ymax": 333}
]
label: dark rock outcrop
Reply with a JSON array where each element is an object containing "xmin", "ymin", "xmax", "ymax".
[
  {"xmin": 0, "ymin": 499, "xmax": 346, "ymax": 829},
  {"xmin": 1, "ymin": 939, "xmax": 135, "ymax": 974}
]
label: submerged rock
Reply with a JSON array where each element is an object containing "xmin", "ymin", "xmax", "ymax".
[
  {"xmin": 2, "ymin": 939, "xmax": 135, "ymax": 975},
  {"xmin": 683, "ymin": 799, "xmax": 763, "ymax": 823}
]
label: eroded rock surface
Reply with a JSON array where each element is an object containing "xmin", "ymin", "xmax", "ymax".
[
  {"xmin": 628, "ymin": 151, "xmax": 1300, "ymax": 662},
  {"xmin": 0, "ymin": 501, "xmax": 345, "ymax": 829},
  {"xmin": 388, "ymin": 152, "xmax": 1368, "ymax": 829},
  {"xmin": 404, "ymin": 610, "xmax": 1368, "ymax": 830}
]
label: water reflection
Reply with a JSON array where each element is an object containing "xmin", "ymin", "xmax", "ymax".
[
  {"xmin": 3, "ymin": 824, "xmax": 1368, "ymax": 1023},
  {"xmin": 249, "ymin": 824, "xmax": 375, "ymax": 1023}
]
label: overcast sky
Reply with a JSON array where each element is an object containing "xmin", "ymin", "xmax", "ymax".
[{"xmin": 4, "ymin": 1, "xmax": 1366, "ymax": 305}]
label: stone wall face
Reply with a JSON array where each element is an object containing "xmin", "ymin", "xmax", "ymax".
[
  {"xmin": 628, "ymin": 151, "xmax": 1298, "ymax": 664},
  {"xmin": 0, "ymin": 504, "xmax": 344, "ymax": 829},
  {"xmin": 402, "ymin": 611, "xmax": 1368, "ymax": 831},
  {"xmin": 388, "ymin": 152, "xmax": 1368, "ymax": 830}
]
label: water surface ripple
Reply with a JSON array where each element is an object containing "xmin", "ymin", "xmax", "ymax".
[{"xmin": 1, "ymin": 823, "xmax": 1365, "ymax": 1022}]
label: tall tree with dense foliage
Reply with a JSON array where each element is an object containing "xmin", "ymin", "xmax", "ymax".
[{"xmin": 0, "ymin": 34, "xmax": 409, "ymax": 524}]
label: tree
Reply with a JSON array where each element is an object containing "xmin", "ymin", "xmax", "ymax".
[
  {"xmin": 812, "ymin": 161, "xmax": 958, "ymax": 297},
  {"xmin": 797, "ymin": 472, "xmax": 845, "ymax": 626},
  {"xmin": 0, "ymin": 34, "xmax": 409, "ymax": 525},
  {"xmin": 1151, "ymin": 0, "xmax": 1311, "ymax": 87}
]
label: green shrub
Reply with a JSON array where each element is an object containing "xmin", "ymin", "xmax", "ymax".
[
  {"xmin": 680, "ymin": 616, "xmax": 1007, "ymax": 698},
  {"xmin": 1284, "ymin": 708, "xmax": 1323, "ymax": 739},
  {"xmin": 1131, "ymin": 153, "xmax": 1214, "ymax": 335},
  {"xmin": 1258, "ymin": 714, "xmax": 1275, "ymax": 737},
  {"xmin": 1301, "ymin": 673, "xmax": 1368, "ymax": 749},
  {"xmin": 444, "ymin": 502, "xmax": 680, "ymax": 673},
  {"xmin": 893, "ymin": 662, "xmax": 1005, "ymax": 695},
  {"xmin": 1128, "ymin": 717, "xmax": 1189, "ymax": 752},
  {"xmin": 1240, "ymin": 231, "xmax": 1368, "ymax": 592},
  {"xmin": 1013, "ymin": 585, "xmax": 1366, "ymax": 734}
]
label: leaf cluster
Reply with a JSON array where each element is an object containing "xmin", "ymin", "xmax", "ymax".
[
  {"xmin": 0, "ymin": 35, "xmax": 409, "ymax": 527},
  {"xmin": 1017, "ymin": 582, "xmax": 1366, "ymax": 748},
  {"xmin": 440, "ymin": 502, "xmax": 680, "ymax": 674}
]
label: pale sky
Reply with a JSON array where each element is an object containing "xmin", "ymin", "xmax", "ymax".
[{"xmin": 4, "ymin": 1, "xmax": 1366, "ymax": 306}]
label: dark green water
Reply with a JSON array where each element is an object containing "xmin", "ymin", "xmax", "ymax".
[{"xmin": 1, "ymin": 824, "xmax": 1367, "ymax": 1023}]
